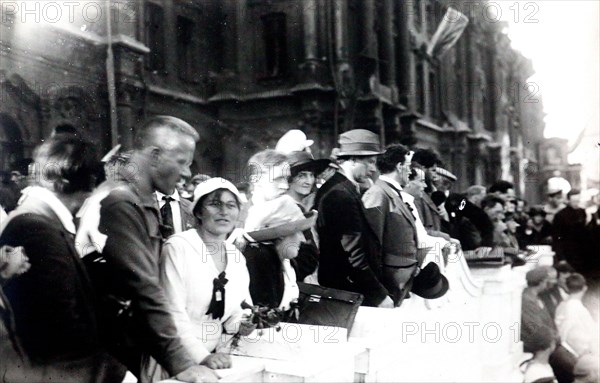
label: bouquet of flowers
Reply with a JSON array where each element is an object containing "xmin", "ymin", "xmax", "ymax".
[{"xmin": 227, "ymin": 301, "xmax": 283, "ymax": 353}]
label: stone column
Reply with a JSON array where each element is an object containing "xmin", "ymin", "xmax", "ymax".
[
  {"xmin": 303, "ymin": 0, "xmax": 318, "ymax": 61},
  {"xmin": 333, "ymin": 0, "xmax": 348, "ymax": 62},
  {"xmin": 395, "ymin": 0, "xmax": 413, "ymax": 107},
  {"xmin": 380, "ymin": 0, "xmax": 395, "ymax": 87},
  {"xmin": 361, "ymin": 1, "xmax": 376, "ymax": 59}
]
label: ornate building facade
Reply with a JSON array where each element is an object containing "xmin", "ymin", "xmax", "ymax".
[{"xmin": 0, "ymin": 0, "xmax": 552, "ymax": 201}]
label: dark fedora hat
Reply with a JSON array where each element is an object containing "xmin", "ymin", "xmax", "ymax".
[
  {"xmin": 411, "ymin": 262, "xmax": 449, "ymax": 299},
  {"xmin": 287, "ymin": 151, "xmax": 331, "ymax": 178},
  {"xmin": 337, "ymin": 129, "xmax": 383, "ymax": 157}
]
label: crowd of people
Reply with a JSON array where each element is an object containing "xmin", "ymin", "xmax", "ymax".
[{"xmin": 0, "ymin": 116, "xmax": 598, "ymax": 383}]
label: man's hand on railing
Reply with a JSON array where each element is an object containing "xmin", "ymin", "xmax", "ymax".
[{"xmin": 174, "ymin": 365, "xmax": 220, "ymax": 383}]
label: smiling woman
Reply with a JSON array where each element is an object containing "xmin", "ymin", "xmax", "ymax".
[{"xmin": 140, "ymin": 177, "xmax": 253, "ymax": 381}]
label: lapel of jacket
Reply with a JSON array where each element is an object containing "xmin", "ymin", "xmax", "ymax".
[
  {"xmin": 377, "ymin": 180, "xmax": 417, "ymax": 228},
  {"xmin": 422, "ymin": 193, "xmax": 439, "ymax": 212}
]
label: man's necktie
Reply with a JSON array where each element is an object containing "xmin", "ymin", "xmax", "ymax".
[{"xmin": 160, "ymin": 196, "xmax": 175, "ymax": 238}]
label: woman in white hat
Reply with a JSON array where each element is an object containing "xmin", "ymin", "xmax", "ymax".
[{"xmin": 141, "ymin": 178, "xmax": 251, "ymax": 381}]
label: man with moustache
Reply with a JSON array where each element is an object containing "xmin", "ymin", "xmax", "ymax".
[
  {"xmin": 92, "ymin": 116, "xmax": 218, "ymax": 382},
  {"xmin": 316, "ymin": 129, "xmax": 394, "ymax": 308}
]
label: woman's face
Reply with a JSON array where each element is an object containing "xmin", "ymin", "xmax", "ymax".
[
  {"xmin": 198, "ymin": 190, "xmax": 240, "ymax": 237},
  {"xmin": 290, "ymin": 171, "xmax": 315, "ymax": 197}
]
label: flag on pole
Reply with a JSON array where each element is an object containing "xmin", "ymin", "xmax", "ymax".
[{"xmin": 427, "ymin": 7, "xmax": 469, "ymax": 58}]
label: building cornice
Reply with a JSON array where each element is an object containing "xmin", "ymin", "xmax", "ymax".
[{"xmin": 147, "ymin": 85, "xmax": 208, "ymax": 105}]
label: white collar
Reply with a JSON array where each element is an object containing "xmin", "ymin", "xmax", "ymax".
[
  {"xmin": 156, "ymin": 189, "xmax": 180, "ymax": 202},
  {"xmin": 400, "ymin": 191, "xmax": 414, "ymax": 204},
  {"xmin": 19, "ymin": 186, "xmax": 76, "ymax": 234},
  {"xmin": 379, "ymin": 175, "xmax": 403, "ymax": 192}
]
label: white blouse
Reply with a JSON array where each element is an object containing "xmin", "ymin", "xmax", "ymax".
[
  {"xmin": 160, "ymin": 229, "xmax": 252, "ymax": 364},
  {"xmin": 555, "ymin": 298, "xmax": 599, "ymax": 356}
]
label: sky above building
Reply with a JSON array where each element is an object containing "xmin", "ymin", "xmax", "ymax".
[
  {"xmin": 499, "ymin": 0, "xmax": 599, "ymax": 183},
  {"xmin": 499, "ymin": 1, "xmax": 599, "ymax": 142}
]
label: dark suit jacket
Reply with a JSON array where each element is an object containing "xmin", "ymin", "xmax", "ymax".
[
  {"xmin": 362, "ymin": 179, "xmax": 418, "ymax": 267},
  {"xmin": 540, "ymin": 285, "xmax": 565, "ymax": 319},
  {"xmin": 415, "ymin": 193, "xmax": 442, "ymax": 232},
  {"xmin": 99, "ymin": 184, "xmax": 195, "ymax": 375},
  {"xmin": 243, "ymin": 243, "xmax": 284, "ymax": 309},
  {"xmin": 316, "ymin": 172, "xmax": 388, "ymax": 306},
  {"xmin": 461, "ymin": 200, "xmax": 495, "ymax": 247},
  {"xmin": 521, "ymin": 289, "xmax": 557, "ymax": 353},
  {"xmin": 0, "ymin": 213, "xmax": 100, "ymax": 364},
  {"xmin": 552, "ymin": 206, "xmax": 587, "ymax": 266}
]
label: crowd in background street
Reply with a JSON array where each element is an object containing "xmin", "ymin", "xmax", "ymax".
[{"xmin": 0, "ymin": 117, "xmax": 598, "ymax": 383}]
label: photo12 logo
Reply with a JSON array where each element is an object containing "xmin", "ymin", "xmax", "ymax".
[{"xmin": 1, "ymin": 1, "xmax": 137, "ymax": 26}]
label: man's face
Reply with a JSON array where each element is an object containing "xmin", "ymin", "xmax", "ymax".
[
  {"xmin": 485, "ymin": 203, "xmax": 505, "ymax": 221},
  {"xmin": 352, "ymin": 156, "xmax": 377, "ymax": 184},
  {"xmin": 506, "ymin": 219, "xmax": 519, "ymax": 234},
  {"xmin": 398, "ymin": 152, "xmax": 414, "ymax": 186},
  {"xmin": 152, "ymin": 136, "xmax": 195, "ymax": 195},
  {"xmin": 405, "ymin": 169, "xmax": 427, "ymax": 197},
  {"xmin": 546, "ymin": 269, "xmax": 558, "ymax": 288},
  {"xmin": 568, "ymin": 194, "xmax": 582, "ymax": 209},
  {"xmin": 505, "ymin": 200, "xmax": 516, "ymax": 213},
  {"xmin": 252, "ymin": 163, "xmax": 289, "ymax": 203},
  {"xmin": 558, "ymin": 271, "xmax": 570, "ymax": 288},
  {"xmin": 499, "ymin": 188, "xmax": 515, "ymax": 202},
  {"xmin": 549, "ymin": 193, "xmax": 563, "ymax": 207}
]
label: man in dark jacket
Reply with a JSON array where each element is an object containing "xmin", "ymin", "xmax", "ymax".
[
  {"xmin": 0, "ymin": 135, "xmax": 121, "ymax": 382},
  {"xmin": 92, "ymin": 117, "xmax": 218, "ymax": 382},
  {"xmin": 553, "ymin": 189, "xmax": 587, "ymax": 268},
  {"xmin": 317, "ymin": 129, "xmax": 393, "ymax": 308},
  {"xmin": 412, "ymin": 148, "xmax": 444, "ymax": 235}
]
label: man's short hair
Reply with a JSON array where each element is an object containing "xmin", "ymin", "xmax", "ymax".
[
  {"xmin": 489, "ymin": 180, "xmax": 514, "ymax": 194},
  {"xmin": 526, "ymin": 267, "xmax": 549, "ymax": 287},
  {"xmin": 412, "ymin": 148, "xmax": 441, "ymax": 168},
  {"xmin": 566, "ymin": 273, "xmax": 586, "ymax": 293},
  {"xmin": 555, "ymin": 260, "xmax": 575, "ymax": 274},
  {"xmin": 481, "ymin": 194, "xmax": 505, "ymax": 210},
  {"xmin": 376, "ymin": 144, "xmax": 410, "ymax": 174},
  {"xmin": 133, "ymin": 115, "xmax": 199, "ymax": 149},
  {"xmin": 466, "ymin": 185, "xmax": 486, "ymax": 198},
  {"xmin": 32, "ymin": 133, "xmax": 100, "ymax": 193},
  {"xmin": 247, "ymin": 149, "xmax": 288, "ymax": 182}
]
